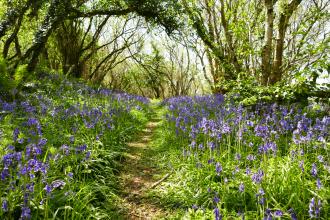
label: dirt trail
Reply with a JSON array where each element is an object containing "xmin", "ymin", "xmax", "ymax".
[{"xmin": 119, "ymin": 106, "xmax": 167, "ymax": 219}]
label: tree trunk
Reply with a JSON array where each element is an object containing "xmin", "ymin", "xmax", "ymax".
[
  {"xmin": 219, "ymin": 0, "xmax": 241, "ymax": 74},
  {"xmin": 271, "ymin": 0, "xmax": 302, "ymax": 84},
  {"xmin": 261, "ymin": 0, "xmax": 276, "ymax": 85},
  {"xmin": 2, "ymin": 10, "xmax": 25, "ymax": 59}
]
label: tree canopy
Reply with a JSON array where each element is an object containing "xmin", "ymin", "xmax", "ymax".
[{"xmin": 0, "ymin": 0, "xmax": 329, "ymax": 101}]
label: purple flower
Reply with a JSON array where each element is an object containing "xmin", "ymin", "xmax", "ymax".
[
  {"xmin": 264, "ymin": 208, "xmax": 272, "ymax": 220},
  {"xmin": 2, "ymin": 200, "xmax": 8, "ymax": 212},
  {"xmin": 252, "ymin": 169, "xmax": 264, "ymax": 184},
  {"xmin": 214, "ymin": 207, "xmax": 222, "ymax": 220},
  {"xmin": 75, "ymin": 144, "xmax": 87, "ymax": 153},
  {"xmin": 1, "ymin": 167, "xmax": 9, "ymax": 180},
  {"xmin": 247, "ymin": 154, "xmax": 256, "ymax": 161},
  {"xmin": 13, "ymin": 128, "xmax": 20, "ymax": 142},
  {"xmin": 20, "ymin": 206, "xmax": 31, "ymax": 219},
  {"xmin": 208, "ymin": 141, "xmax": 216, "ymax": 151},
  {"xmin": 37, "ymin": 138, "xmax": 47, "ymax": 147},
  {"xmin": 235, "ymin": 153, "xmax": 241, "ymax": 161},
  {"xmin": 18, "ymin": 138, "xmax": 24, "ymax": 144},
  {"xmin": 192, "ymin": 204, "xmax": 198, "ymax": 210},
  {"xmin": 190, "ymin": 140, "xmax": 196, "ymax": 148},
  {"xmin": 60, "ymin": 144, "xmax": 70, "ymax": 155},
  {"xmin": 70, "ymin": 135, "xmax": 75, "ymax": 143},
  {"xmin": 216, "ymin": 162, "xmax": 222, "ymax": 175},
  {"xmin": 27, "ymin": 118, "xmax": 38, "ymax": 126},
  {"xmin": 26, "ymin": 183, "xmax": 34, "ymax": 192},
  {"xmin": 85, "ymin": 151, "xmax": 91, "ymax": 160},
  {"xmin": 68, "ymin": 172, "xmax": 73, "ymax": 178},
  {"xmin": 274, "ymin": 210, "xmax": 283, "ymax": 217},
  {"xmin": 52, "ymin": 180, "xmax": 66, "ymax": 189},
  {"xmin": 311, "ymin": 163, "xmax": 317, "ymax": 177},
  {"xmin": 316, "ymin": 178, "xmax": 322, "ymax": 189},
  {"xmin": 254, "ymin": 124, "xmax": 269, "ymax": 139},
  {"xmin": 214, "ymin": 196, "xmax": 220, "ymax": 203},
  {"xmin": 239, "ymin": 183, "xmax": 245, "ymax": 192},
  {"xmin": 299, "ymin": 160, "xmax": 304, "ymax": 172},
  {"xmin": 44, "ymin": 184, "xmax": 52, "ymax": 194},
  {"xmin": 288, "ymin": 208, "xmax": 297, "ymax": 220},
  {"xmin": 309, "ymin": 197, "xmax": 322, "ymax": 218},
  {"xmin": 317, "ymin": 155, "xmax": 324, "ymax": 163}
]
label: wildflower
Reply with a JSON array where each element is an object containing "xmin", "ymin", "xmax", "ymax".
[
  {"xmin": 85, "ymin": 151, "xmax": 91, "ymax": 160},
  {"xmin": 247, "ymin": 154, "xmax": 256, "ymax": 161},
  {"xmin": 274, "ymin": 210, "xmax": 283, "ymax": 218},
  {"xmin": 68, "ymin": 172, "xmax": 73, "ymax": 178},
  {"xmin": 235, "ymin": 153, "xmax": 241, "ymax": 161},
  {"xmin": 239, "ymin": 183, "xmax": 245, "ymax": 192},
  {"xmin": 20, "ymin": 206, "xmax": 31, "ymax": 219},
  {"xmin": 26, "ymin": 183, "xmax": 34, "ymax": 192},
  {"xmin": 264, "ymin": 208, "xmax": 272, "ymax": 220},
  {"xmin": 18, "ymin": 138, "xmax": 24, "ymax": 144},
  {"xmin": 252, "ymin": 169, "xmax": 264, "ymax": 184},
  {"xmin": 288, "ymin": 208, "xmax": 297, "ymax": 220},
  {"xmin": 60, "ymin": 144, "xmax": 70, "ymax": 156},
  {"xmin": 317, "ymin": 155, "xmax": 324, "ymax": 163},
  {"xmin": 309, "ymin": 197, "xmax": 322, "ymax": 218},
  {"xmin": 12, "ymin": 128, "xmax": 19, "ymax": 142},
  {"xmin": 254, "ymin": 124, "xmax": 269, "ymax": 139},
  {"xmin": 1, "ymin": 167, "xmax": 9, "ymax": 180},
  {"xmin": 190, "ymin": 140, "xmax": 196, "ymax": 148},
  {"xmin": 44, "ymin": 184, "xmax": 52, "ymax": 194},
  {"xmin": 256, "ymin": 188, "xmax": 266, "ymax": 205},
  {"xmin": 52, "ymin": 180, "xmax": 66, "ymax": 189},
  {"xmin": 2, "ymin": 153, "xmax": 14, "ymax": 167},
  {"xmin": 70, "ymin": 135, "xmax": 75, "ymax": 143},
  {"xmin": 216, "ymin": 162, "xmax": 222, "ymax": 175},
  {"xmin": 37, "ymin": 138, "xmax": 47, "ymax": 147},
  {"xmin": 192, "ymin": 204, "xmax": 198, "ymax": 210},
  {"xmin": 214, "ymin": 207, "xmax": 222, "ymax": 220},
  {"xmin": 2, "ymin": 200, "xmax": 8, "ymax": 212},
  {"xmin": 214, "ymin": 196, "xmax": 220, "ymax": 203},
  {"xmin": 311, "ymin": 163, "xmax": 317, "ymax": 177},
  {"xmin": 208, "ymin": 141, "xmax": 216, "ymax": 151},
  {"xmin": 299, "ymin": 160, "xmax": 304, "ymax": 172},
  {"xmin": 316, "ymin": 178, "xmax": 322, "ymax": 189}
]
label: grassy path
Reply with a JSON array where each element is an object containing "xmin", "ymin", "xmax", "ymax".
[{"xmin": 118, "ymin": 102, "xmax": 170, "ymax": 219}]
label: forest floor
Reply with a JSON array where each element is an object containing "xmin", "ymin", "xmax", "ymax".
[{"xmin": 118, "ymin": 102, "xmax": 172, "ymax": 219}]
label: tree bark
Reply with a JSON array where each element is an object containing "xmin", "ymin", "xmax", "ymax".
[
  {"xmin": 271, "ymin": 0, "xmax": 302, "ymax": 84},
  {"xmin": 219, "ymin": 0, "xmax": 242, "ymax": 74},
  {"xmin": 261, "ymin": 0, "xmax": 276, "ymax": 85},
  {"xmin": 3, "ymin": 12, "xmax": 24, "ymax": 59}
]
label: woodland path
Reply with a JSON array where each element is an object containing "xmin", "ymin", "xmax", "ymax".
[{"xmin": 119, "ymin": 102, "xmax": 170, "ymax": 219}]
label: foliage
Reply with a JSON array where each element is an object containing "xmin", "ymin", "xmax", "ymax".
[{"xmin": 0, "ymin": 57, "xmax": 16, "ymax": 98}]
